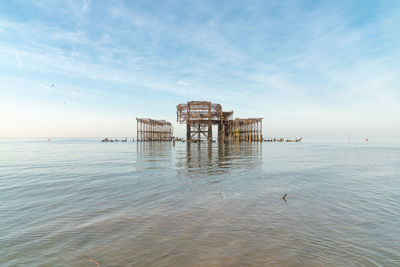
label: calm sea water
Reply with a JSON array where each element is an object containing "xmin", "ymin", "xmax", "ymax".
[{"xmin": 1, "ymin": 139, "xmax": 399, "ymax": 266}]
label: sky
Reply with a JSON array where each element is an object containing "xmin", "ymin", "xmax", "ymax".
[{"xmin": 0, "ymin": 0, "xmax": 399, "ymax": 138}]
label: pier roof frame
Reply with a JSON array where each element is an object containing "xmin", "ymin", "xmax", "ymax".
[{"xmin": 136, "ymin": 118, "xmax": 172, "ymax": 126}]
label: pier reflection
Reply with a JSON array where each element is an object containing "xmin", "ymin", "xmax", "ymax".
[
  {"xmin": 176, "ymin": 142, "xmax": 263, "ymax": 178},
  {"xmin": 135, "ymin": 142, "xmax": 174, "ymax": 170},
  {"xmin": 135, "ymin": 142, "xmax": 263, "ymax": 177}
]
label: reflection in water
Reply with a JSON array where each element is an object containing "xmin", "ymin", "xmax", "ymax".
[
  {"xmin": 1, "ymin": 140, "xmax": 400, "ymax": 266},
  {"xmin": 175, "ymin": 142, "xmax": 263, "ymax": 178},
  {"xmin": 136, "ymin": 142, "xmax": 173, "ymax": 170}
]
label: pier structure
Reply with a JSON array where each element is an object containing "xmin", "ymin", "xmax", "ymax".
[
  {"xmin": 218, "ymin": 111, "xmax": 234, "ymax": 142},
  {"xmin": 227, "ymin": 118, "xmax": 263, "ymax": 142},
  {"xmin": 177, "ymin": 101, "xmax": 263, "ymax": 143},
  {"xmin": 177, "ymin": 101, "xmax": 222, "ymax": 142},
  {"xmin": 136, "ymin": 118, "xmax": 173, "ymax": 141}
]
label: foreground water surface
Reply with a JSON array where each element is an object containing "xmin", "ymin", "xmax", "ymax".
[{"xmin": 1, "ymin": 139, "xmax": 399, "ymax": 266}]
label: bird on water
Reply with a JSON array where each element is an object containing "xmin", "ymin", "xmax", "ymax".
[{"xmin": 282, "ymin": 194, "xmax": 287, "ymax": 201}]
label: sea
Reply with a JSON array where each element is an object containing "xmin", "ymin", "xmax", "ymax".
[{"xmin": 0, "ymin": 138, "xmax": 399, "ymax": 266}]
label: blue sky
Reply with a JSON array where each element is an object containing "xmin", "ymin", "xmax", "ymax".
[{"xmin": 0, "ymin": 0, "xmax": 399, "ymax": 138}]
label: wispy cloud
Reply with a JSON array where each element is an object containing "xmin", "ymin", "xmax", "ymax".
[
  {"xmin": 53, "ymin": 30, "xmax": 87, "ymax": 44},
  {"xmin": 177, "ymin": 81, "xmax": 190, "ymax": 86},
  {"xmin": 12, "ymin": 48, "xmax": 24, "ymax": 68},
  {"xmin": 1, "ymin": 1, "xmax": 399, "ymax": 137},
  {"xmin": 82, "ymin": 0, "xmax": 90, "ymax": 12}
]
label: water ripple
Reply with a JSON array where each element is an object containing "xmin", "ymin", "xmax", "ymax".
[{"xmin": 0, "ymin": 139, "xmax": 399, "ymax": 266}]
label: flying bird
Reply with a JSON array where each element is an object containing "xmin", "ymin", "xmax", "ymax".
[{"xmin": 282, "ymin": 194, "xmax": 287, "ymax": 201}]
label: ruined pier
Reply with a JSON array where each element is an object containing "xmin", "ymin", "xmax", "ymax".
[{"xmin": 177, "ymin": 101, "xmax": 263, "ymax": 142}]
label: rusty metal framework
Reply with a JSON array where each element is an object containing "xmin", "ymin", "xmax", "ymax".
[
  {"xmin": 177, "ymin": 101, "xmax": 222, "ymax": 142},
  {"xmin": 226, "ymin": 118, "xmax": 263, "ymax": 142},
  {"xmin": 177, "ymin": 101, "xmax": 263, "ymax": 142},
  {"xmin": 136, "ymin": 118, "xmax": 173, "ymax": 141}
]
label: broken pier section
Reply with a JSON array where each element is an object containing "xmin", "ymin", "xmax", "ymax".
[{"xmin": 136, "ymin": 118, "xmax": 173, "ymax": 141}]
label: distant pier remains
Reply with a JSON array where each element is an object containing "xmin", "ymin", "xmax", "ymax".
[{"xmin": 136, "ymin": 118, "xmax": 173, "ymax": 141}]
